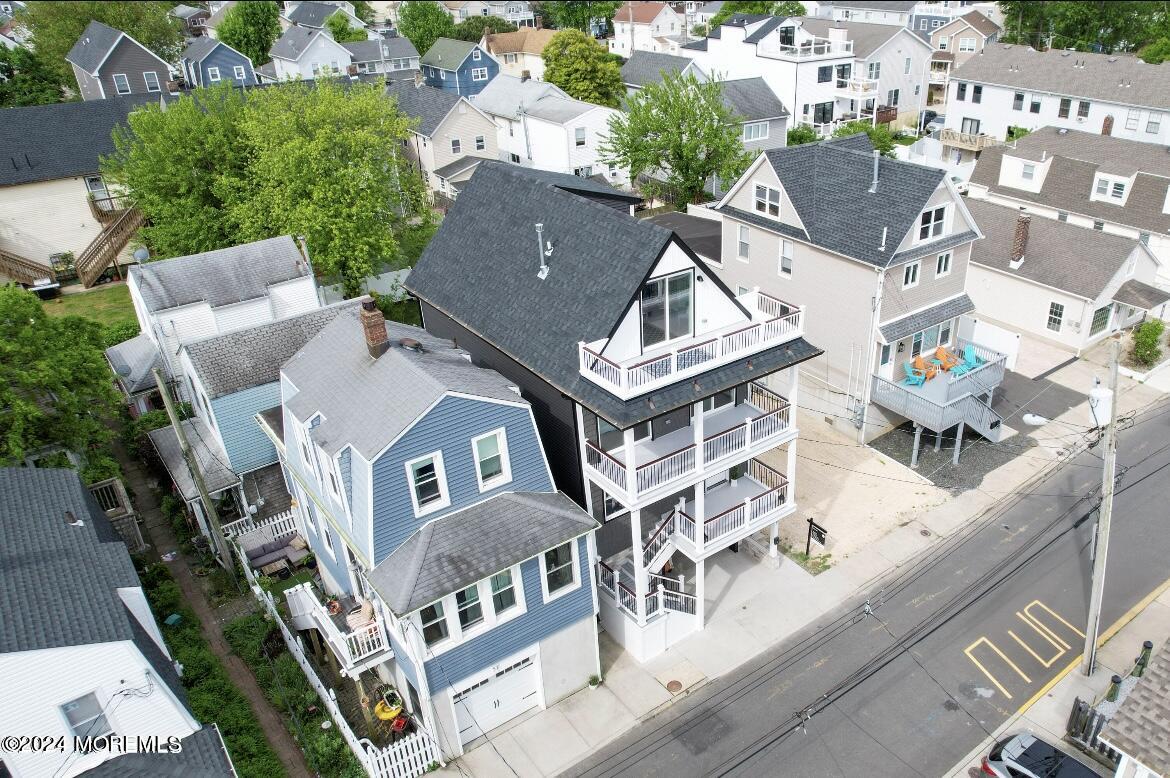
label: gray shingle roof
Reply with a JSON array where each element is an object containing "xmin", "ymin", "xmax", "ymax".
[
  {"xmin": 342, "ymin": 39, "xmax": 383, "ymax": 62},
  {"xmin": 1113, "ymin": 279, "xmax": 1170, "ymax": 310},
  {"xmin": 719, "ymin": 77, "xmax": 788, "ymax": 121},
  {"xmin": 956, "ymin": 10, "xmax": 1000, "ymax": 37},
  {"xmin": 952, "ymin": 45, "xmax": 1170, "ymax": 110},
  {"xmin": 969, "ymin": 128, "xmax": 1170, "ymax": 236},
  {"xmin": 149, "ymin": 418, "xmax": 239, "ymax": 499},
  {"xmin": 682, "ymin": 38, "xmax": 708, "ymax": 51},
  {"xmin": 525, "ymin": 94, "xmax": 598, "ymax": 122},
  {"xmin": 472, "ymin": 74, "xmax": 568, "ymax": 120},
  {"xmin": 646, "ymin": 212, "xmax": 722, "ymax": 260},
  {"xmin": 742, "ymin": 16, "xmax": 784, "ymax": 45},
  {"xmin": 181, "ymin": 36, "xmax": 222, "ymax": 64},
  {"xmin": 405, "ymin": 163, "xmax": 822, "ymax": 427},
  {"xmin": 283, "ymin": 305, "xmax": 524, "ymax": 458},
  {"xmin": 0, "ymin": 467, "xmax": 144, "ymax": 653},
  {"xmin": 183, "ymin": 300, "xmax": 361, "ymax": 399},
  {"xmin": 620, "ymin": 50, "xmax": 695, "ymax": 87},
  {"xmin": 106, "ymin": 333, "xmax": 163, "ymax": 395},
  {"xmin": 65, "ymin": 20, "xmax": 123, "ymax": 73},
  {"xmin": 129, "ymin": 236, "xmax": 310, "ymax": 312},
  {"xmin": 964, "ymin": 197, "xmax": 1141, "ymax": 301},
  {"xmin": 206, "ymin": 0, "xmax": 237, "ymax": 28},
  {"xmin": 0, "ymin": 94, "xmax": 154, "ymax": 187},
  {"xmin": 421, "ymin": 37, "xmax": 476, "ymax": 69},
  {"xmin": 799, "ymin": 18, "xmax": 917, "ymax": 59},
  {"xmin": 270, "ymin": 25, "xmax": 326, "ymax": 61},
  {"xmin": 81, "ymin": 725, "xmax": 236, "ymax": 777},
  {"xmin": 880, "ymin": 294, "xmax": 975, "ymax": 342},
  {"xmin": 1099, "ymin": 637, "xmax": 1170, "ymax": 776},
  {"xmin": 258, "ymin": 405, "xmax": 285, "ymax": 441},
  {"xmin": 724, "ymin": 135, "xmax": 947, "ymax": 268},
  {"xmin": 385, "ymin": 79, "xmax": 462, "ymax": 136},
  {"xmin": 821, "ymin": 0, "xmax": 915, "ymax": 10},
  {"xmin": 170, "ymin": 4, "xmax": 207, "ymax": 20},
  {"xmin": 433, "ymin": 156, "xmax": 485, "ymax": 180},
  {"xmin": 477, "ymin": 161, "xmax": 639, "ymax": 202},
  {"xmin": 383, "ymin": 35, "xmax": 419, "ymax": 58},
  {"xmin": 368, "ymin": 491, "xmax": 598, "ymax": 615},
  {"xmin": 286, "ymin": 0, "xmax": 349, "ymax": 27}
]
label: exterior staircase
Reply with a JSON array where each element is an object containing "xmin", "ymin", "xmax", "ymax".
[
  {"xmin": 0, "ymin": 246, "xmax": 54, "ymax": 286},
  {"xmin": 75, "ymin": 205, "xmax": 145, "ymax": 287}
]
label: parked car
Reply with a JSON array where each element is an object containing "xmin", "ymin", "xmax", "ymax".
[
  {"xmin": 982, "ymin": 734, "xmax": 1103, "ymax": 778},
  {"xmin": 925, "ymin": 114, "xmax": 946, "ymax": 133}
]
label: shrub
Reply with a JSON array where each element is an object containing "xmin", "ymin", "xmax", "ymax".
[
  {"xmin": 786, "ymin": 125, "xmax": 819, "ymax": 146},
  {"xmin": 1133, "ymin": 319, "xmax": 1165, "ymax": 366},
  {"xmin": 101, "ymin": 320, "xmax": 141, "ymax": 349}
]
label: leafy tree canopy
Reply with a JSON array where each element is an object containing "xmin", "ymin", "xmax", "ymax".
[
  {"xmin": 0, "ymin": 45, "xmax": 65, "ymax": 106},
  {"xmin": 602, "ymin": 73, "xmax": 750, "ymax": 205},
  {"xmin": 453, "ymin": 15, "xmax": 517, "ymax": 41},
  {"xmin": 216, "ymin": 0, "xmax": 281, "ymax": 66},
  {"xmin": 16, "ymin": 1, "xmax": 182, "ymax": 88},
  {"xmin": 999, "ymin": 1, "xmax": 1166, "ymax": 52},
  {"xmin": 351, "ymin": 0, "xmax": 376, "ymax": 25},
  {"xmin": 708, "ymin": 1, "xmax": 805, "ymax": 30},
  {"xmin": 0, "ymin": 286, "xmax": 119, "ymax": 472},
  {"xmin": 540, "ymin": 1, "xmax": 621, "ymax": 32},
  {"xmin": 832, "ymin": 120, "xmax": 895, "ymax": 156},
  {"xmin": 1139, "ymin": 37, "xmax": 1170, "ymax": 64},
  {"xmin": 786, "ymin": 124, "xmax": 818, "ymax": 145},
  {"xmin": 325, "ymin": 11, "xmax": 368, "ymax": 43},
  {"xmin": 399, "ymin": 0, "xmax": 456, "ymax": 58},
  {"xmin": 542, "ymin": 28, "xmax": 624, "ymax": 108}
]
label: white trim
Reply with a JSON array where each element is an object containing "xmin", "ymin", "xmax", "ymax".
[
  {"xmin": 538, "ymin": 537, "xmax": 582, "ymax": 604},
  {"xmin": 143, "ymin": 70, "xmax": 161, "ymax": 92},
  {"xmin": 902, "ymin": 260, "xmax": 920, "ymax": 289},
  {"xmin": 471, "ymin": 427, "xmax": 513, "ymax": 492},
  {"xmin": 935, "ymin": 251, "xmax": 952, "ymax": 278},
  {"xmin": 411, "ymin": 563, "xmax": 529, "ymax": 657},
  {"xmin": 716, "ymin": 151, "xmax": 770, "ymax": 209},
  {"xmin": 405, "ymin": 451, "xmax": 451, "ymax": 518},
  {"xmin": 751, "ymin": 180, "xmax": 781, "ymax": 219},
  {"xmin": 112, "ymin": 73, "xmax": 132, "ymax": 95},
  {"xmin": 207, "ymin": 65, "xmax": 221, "ymax": 82}
]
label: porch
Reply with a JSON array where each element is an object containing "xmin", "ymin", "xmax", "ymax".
[
  {"xmin": 940, "ymin": 128, "xmax": 1002, "ymax": 152},
  {"xmin": 285, "ymin": 581, "xmax": 394, "ymax": 676}
]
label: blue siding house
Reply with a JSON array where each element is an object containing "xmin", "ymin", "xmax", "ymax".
[
  {"xmin": 420, "ymin": 37, "xmax": 499, "ymax": 96},
  {"xmin": 275, "ymin": 300, "xmax": 600, "ymax": 760},
  {"xmin": 179, "ymin": 37, "xmax": 257, "ymax": 88}
]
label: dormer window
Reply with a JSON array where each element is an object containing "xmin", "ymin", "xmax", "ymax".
[
  {"xmin": 1021, "ymin": 163, "xmax": 1035, "ymax": 181},
  {"xmin": 640, "ymin": 270, "xmax": 693, "ymax": 348},
  {"xmin": 472, "ymin": 49, "xmax": 481, "ymax": 60},
  {"xmin": 1094, "ymin": 175, "xmax": 1127, "ymax": 202},
  {"xmin": 918, "ymin": 205, "xmax": 946, "ymax": 241},
  {"xmin": 406, "ymin": 452, "xmax": 449, "ymax": 515},
  {"xmin": 754, "ymin": 184, "xmax": 780, "ymax": 217}
]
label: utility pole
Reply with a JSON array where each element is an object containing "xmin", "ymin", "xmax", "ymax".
[
  {"xmin": 153, "ymin": 368, "xmax": 236, "ymax": 581},
  {"xmin": 1081, "ymin": 336, "xmax": 1120, "ymax": 676}
]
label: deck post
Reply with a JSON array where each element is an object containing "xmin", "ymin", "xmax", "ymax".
[
  {"xmin": 952, "ymin": 421, "xmax": 965, "ymax": 465},
  {"xmin": 695, "ymin": 558, "xmax": 706, "ymax": 628},
  {"xmin": 769, "ymin": 521, "xmax": 780, "ymax": 558},
  {"xmin": 629, "ymin": 508, "xmax": 647, "ymax": 626},
  {"xmin": 694, "ymin": 485, "xmax": 706, "ymax": 554},
  {"xmin": 692, "ymin": 400, "xmax": 705, "ymax": 468},
  {"xmin": 934, "ymin": 427, "xmax": 943, "ymax": 451},
  {"xmin": 623, "ymin": 427, "xmax": 636, "ymax": 496},
  {"xmin": 910, "ymin": 424, "xmax": 923, "ymax": 468}
]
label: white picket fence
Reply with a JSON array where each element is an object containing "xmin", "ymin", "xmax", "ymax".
[
  {"xmin": 222, "ymin": 508, "xmax": 299, "ymax": 541},
  {"xmin": 234, "ymin": 545, "xmax": 444, "ymax": 777}
]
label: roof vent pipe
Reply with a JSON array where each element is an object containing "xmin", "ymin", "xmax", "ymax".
[
  {"xmin": 868, "ymin": 149, "xmax": 879, "ymax": 193},
  {"xmin": 879, "ymin": 226, "xmax": 887, "ymax": 252},
  {"xmin": 535, "ymin": 223, "xmax": 550, "ymax": 280}
]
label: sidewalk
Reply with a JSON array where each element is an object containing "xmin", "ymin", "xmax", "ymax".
[
  {"xmin": 446, "ymin": 357, "xmax": 1167, "ymax": 777},
  {"xmin": 943, "ymin": 577, "xmax": 1170, "ymax": 777}
]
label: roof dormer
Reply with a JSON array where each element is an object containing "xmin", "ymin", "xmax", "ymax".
[
  {"xmin": 1091, "ymin": 171, "xmax": 1135, "ymax": 207},
  {"xmin": 996, "ymin": 152, "xmax": 1052, "ymax": 194}
]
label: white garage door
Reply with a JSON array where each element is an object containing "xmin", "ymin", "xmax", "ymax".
[{"xmin": 453, "ymin": 655, "xmax": 539, "ymax": 745}]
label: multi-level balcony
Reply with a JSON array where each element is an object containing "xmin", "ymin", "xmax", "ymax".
[
  {"xmin": 584, "ymin": 381, "xmax": 794, "ymax": 505},
  {"xmin": 285, "ymin": 582, "xmax": 393, "ymax": 675},
  {"xmin": 578, "ymin": 290, "xmax": 804, "ymax": 399}
]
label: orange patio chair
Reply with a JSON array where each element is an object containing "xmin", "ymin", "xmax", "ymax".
[
  {"xmin": 934, "ymin": 346, "xmax": 961, "ymax": 371},
  {"xmin": 912, "ymin": 354, "xmax": 938, "ymax": 380}
]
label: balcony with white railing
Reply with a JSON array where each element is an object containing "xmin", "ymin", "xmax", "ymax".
[
  {"xmin": 579, "ymin": 290, "xmax": 804, "ymax": 400},
  {"xmin": 758, "ymin": 35, "xmax": 853, "ymax": 60},
  {"xmin": 583, "ymin": 381, "xmax": 794, "ymax": 504},
  {"xmin": 940, "ymin": 128, "xmax": 1003, "ymax": 151},
  {"xmin": 284, "ymin": 583, "xmax": 392, "ymax": 674},
  {"xmin": 928, "ymin": 68, "xmax": 950, "ymax": 85},
  {"xmin": 836, "ymin": 76, "xmax": 880, "ymax": 101}
]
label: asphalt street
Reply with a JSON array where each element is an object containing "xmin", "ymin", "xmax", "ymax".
[{"xmin": 569, "ymin": 399, "xmax": 1170, "ymax": 778}]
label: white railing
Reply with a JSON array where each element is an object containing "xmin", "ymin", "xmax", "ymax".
[
  {"xmin": 585, "ymin": 441, "xmax": 627, "ymax": 491},
  {"xmin": 704, "ymin": 423, "xmax": 747, "ymax": 463},
  {"xmin": 762, "ymin": 37, "xmax": 853, "ymax": 58},
  {"xmin": 799, "ymin": 117, "xmax": 843, "ymax": 137},
  {"xmin": 636, "ymin": 444, "xmax": 696, "ymax": 493},
  {"xmin": 578, "ymin": 292, "xmax": 803, "ymax": 398},
  {"xmin": 286, "ymin": 583, "xmax": 391, "ymax": 670},
  {"xmin": 836, "ymin": 76, "xmax": 879, "ymax": 95},
  {"xmin": 928, "ymin": 70, "xmax": 949, "ymax": 84},
  {"xmin": 751, "ymin": 403, "xmax": 790, "ymax": 441},
  {"xmin": 676, "ymin": 509, "xmax": 697, "ymax": 544},
  {"xmin": 704, "ymin": 504, "xmax": 747, "ymax": 545},
  {"xmin": 222, "ymin": 508, "xmax": 298, "ymax": 540},
  {"xmin": 642, "ymin": 512, "xmax": 676, "ymax": 567},
  {"xmin": 347, "ymin": 620, "xmax": 388, "ymax": 664}
]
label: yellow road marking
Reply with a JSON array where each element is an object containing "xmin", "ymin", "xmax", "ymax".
[
  {"xmin": 1007, "ymin": 627, "xmax": 1064, "ymax": 669},
  {"xmin": 1017, "ymin": 609, "xmax": 1071, "ymax": 652},
  {"xmin": 965, "ymin": 637, "xmax": 1032, "ymax": 699},
  {"xmin": 1024, "ymin": 600, "xmax": 1086, "ymax": 639}
]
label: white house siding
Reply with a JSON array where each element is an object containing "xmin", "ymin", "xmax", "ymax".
[
  {"xmin": 269, "ymin": 275, "xmax": 321, "ymax": 318},
  {"xmin": 966, "ymin": 264, "xmax": 1093, "ymax": 352},
  {"xmin": 827, "ymin": 7, "xmax": 909, "ymax": 26},
  {"xmin": 0, "ymin": 178, "xmax": 117, "ymax": 268},
  {"xmin": 880, "ymin": 242, "xmax": 973, "ymax": 322},
  {"xmin": 610, "ymin": 7, "xmax": 684, "ymax": 55},
  {"xmin": 212, "ymin": 296, "xmax": 273, "ymax": 334},
  {"xmin": 0, "ymin": 642, "xmax": 198, "ymax": 778},
  {"xmin": 525, "ymin": 107, "xmax": 627, "ymax": 184},
  {"xmin": 943, "ymin": 80, "xmax": 1170, "ymax": 145},
  {"xmin": 429, "ymin": 103, "xmax": 498, "ymax": 185},
  {"xmin": 865, "ymin": 30, "xmax": 932, "ymax": 128},
  {"xmin": 272, "ymin": 35, "xmax": 353, "ymax": 80},
  {"xmin": 179, "ymin": 348, "xmax": 230, "ymax": 458},
  {"xmin": 496, "ymin": 51, "xmax": 545, "ymax": 80}
]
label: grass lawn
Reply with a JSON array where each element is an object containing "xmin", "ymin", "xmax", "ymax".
[{"xmin": 41, "ymin": 283, "xmax": 137, "ymax": 329}]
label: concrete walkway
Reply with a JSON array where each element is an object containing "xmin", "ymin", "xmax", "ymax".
[
  {"xmin": 445, "ymin": 355, "xmax": 1168, "ymax": 777},
  {"xmin": 944, "ymin": 577, "xmax": 1170, "ymax": 777},
  {"xmin": 115, "ymin": 440, "xmax": 313, "ymax": 777}
]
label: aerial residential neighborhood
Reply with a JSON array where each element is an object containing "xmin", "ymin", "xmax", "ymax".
[{"xmin": 3, "ymin": 2, "xmax": 1170, "ymax": 778}]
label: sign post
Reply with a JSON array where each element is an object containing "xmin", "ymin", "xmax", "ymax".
[{"xmin": 806, "ymin": 518, "xmax": 827, "ymax": 557}]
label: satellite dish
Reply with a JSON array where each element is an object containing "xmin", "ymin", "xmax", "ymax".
[{"xmin": 133, "ymin": 247, "xmax": 150, "ymax": 262}]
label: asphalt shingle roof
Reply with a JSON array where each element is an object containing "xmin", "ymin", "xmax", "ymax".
[
  {"xmin": 964, "ymin": 198, "xmax": 1142, "ymax": 301},
  {"xmin": 955, "ymin": 10, "xmax": 1001, "ymax": 37},
  {"xmin": 0, "ymin": 468, "xmax": 144, "ymax": 653},
  {"xmin": 0, "ymin": 94, "xmax": 153, "ymax": 187},
  {"xmin": 81, "ymin": 725, "xmax": 236, "ymax": 777},
  {"xmin": 129, "ymin": 236, "xmax": 310, "ymax": 312},
  {"xmin": 286, "ymin": 0, "xmax": 348, "ymax": 27},
  {"xmin": 880, "ymin": 294, "xmax": 975, "ymax": 342},
  {"xmin": 65, "ymin": 20, "xmax": 123, "ymax": 73},
  {"xmin": 106, "ymin": 333, "xmax": 163, "ymax": 395},
  {"xmin": 471, "ymin": 73, "xmax": 567, "ymax": 120},
  {"xmin": 421, "ymin": 37, "xmax": 476, "ymax": 69},
  {"xmin": 970, "ymin": 129, "xmax": 1170, "ymax": 236},
  {"xmin": 620, "ymin": 50, "xmax": 695, "ymax": 87},
  {"xmin": 283, "ymin": 305, "xmax": 524, "ymax": 458},
  {"xmin": 1099, "ymin": 637, "xmax": 1170, "ymax": 776},
  {"xmin": 799, "ymin": 18, "xmax": 914, "ymax": 59},
  {"xmin": 646, "ymin": 212, "xmax": 722, "ymax": 260},
  {"xmin": 271, "ymin": 25, "xmax": 326, "ymax": 61},
  {"xmin": 483, "ymin": 27, "xmax": 555, "ymax": 56},
  {"xmin": 524, "ymin": 93, "xmax": 597, "ymax": 122},
  {"xmin": 369, "ymin": 492, "xmax": 597, "ymax": 615},
  {"xmin": 742, "ymin": 16, "xmax": 784, "ymax": 45},
  {"xmin": 149, "ymin": 418, "xmax": 239, "ymax": 499},
  {"xmin": 344, "ymin": 36, "xmax": 418, "ymax": 63},
  {"xmin": 820, "ymin": 0, "xmax": 915, "ymax": 10},
  {"xmin": 180, "ymin": 36, "xmax": 221, "ymax": 64},
  {"xmin": 952, "ymin": 45, "xmax": 1170, "ymax": 110},
  {"xmin": 385, "ymin": 79, "xmax": 462, "ymax": 136},
  {"xmin": 405, "ymin": 163, "xmax": 822, "ymax": 427},
  {"xmin": 433, "ymin": 156, "xmax": 485, "ymax": 180},
  {"xmin": 719, "ymin": 77, "xmax": 788, "ymax": 121},
  {"xmin": 183, "ymin": 300, "xmax": 361, "ymax": 399},
  {"xmin": 1113, "ymin": 279, "xmax": 1170, "ymax": 310},
  {"xmin": 615, "ymin": 1, "xmax": 668, "ymax": 25}
]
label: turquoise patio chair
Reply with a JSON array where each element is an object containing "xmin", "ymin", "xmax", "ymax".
[{"xmin": 902, "ymin": 361, "xmax": 926, "ymax": 387}]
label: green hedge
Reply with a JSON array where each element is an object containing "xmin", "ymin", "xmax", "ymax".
[
  {"xmin": 224, "ymin": 613, "xmax": 366, "ymax": 778},
  {"xmin": 137, "ymin": 562, "xmax": 286, "ymax": 778},
  {"xmin": 1133, "ymin": 319, "xmax": 1165, "ymax": 366}
]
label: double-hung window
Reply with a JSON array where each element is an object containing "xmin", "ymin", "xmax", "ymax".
[
  {"xmin": 234, "ymin": 65, "xmax": 246, "ymax": 80},
  {"xmin": 867, "ymin": 62, "xmax": 880, "ymax": 80},
  {"xmin": 420, "ymin": 602, "xmax": 448, "ymax": 647},
  {"xmin": 956, "ymin": 82, "xmax": 966, "ymax": 101},
  {"xmin": 743, "ymin": 121, "xmax": 768, "ymax": 141},
  {"xmin": 471, "ymin": 67, "xmax": 489, "ymax": 81},
  {"xmin": 1058, "ymin": 98, "xmax": 1071, "ymax": 119},
  {"xmin": 143, "ymin": 71, "xmax": 160, "ymax": 92},
  {"xmin": 737, "ymin": 225, "xmax": 750, "ymax": 259},
  {"xmin": 1126, "ymin": 109, "xmax": 1141, "ymax": 130},
  {"xmin": 113, "ymin": 73, "xmax": 131, "ymax": 94},
  {"xmin": 472, "ymin": 429, "xmax": 510, "ymax": 490},
  {"xmin": 542, "ymin": 541, "xmax": 576, "ymax": 599},
  {"xmin": 904, "ymin": 56, "xmax": 911, "ymax": 74},
  {"xmin": 1029, "ymin": 96, "xmax": 1040, "ymax": 113},
  {"xmin": 935, "ymin": 252, "xmax": 951, "ymax": 277},
  {"xmin": 754, "ymin": 184, "xmax": 780, "ymax": 216},
  {"xmin": 640, "ymin": 270, "xmax": 693, "ymax": 348},
  {"xmin": 61, "ymin": 693, "xmax": 113, "ymax": 739},
  {"xmin": 902, "ymin": 261, "xmax": 920, "ymax": 289},
  {"xmin": 918, "ymin": 206, "xmax": 946, "ymax": 241},
  {"xmin": 1111, "ymin": 181, "xmax": 1125, "ymax": 199},
  {"xmin": 451, "ymin": 138, "xmax": 461, "ymax": 154},
  {"xmin": 958, "ymin": 37, "xmax": 976, "ymax": 52},
  {"xmin": 1012, "ymin": 92, "xmax": 1024, "ymax": 111},
  {"xmin": 490, "ymin": 571, "xmax": 517, "ymax": 613},
  {"xmin": 475, "ymin": 135, "xmax": 485, "ymax": 150},
  {"xmin": 1077, "ymin": 100, "xmax": 1090, "ymax": 118},
  {"xmin": 779, "ymin": 240, "xmax": 793, "ymax": 277},
  {"xmin": 972, "ymin": 84, "xmax": 982, "ymax": 103},
  {"xmin": 1147, "ymin": 112, "xmax": 1162, "ymax": 134},
  {"xmin": 1095, "ymin": 178, "xmax": 1109, "ymax": 197},
  {"xmin": 1022, "ymin": 163, "xmax": 1035, "ymax": 181},
  {"xmin": 407, "ymin": 453, "xmax": 448, "ymax": 515},
  {"xmin": 472, "ymin": 48, "xmax": 481, "ymax": 60},
  {"xmin": 455, "ymin": 584, "xmax": 484, "ymax": 630},
  {"xmin": 574, "ymin": 127, "xmax": 586, "ymax": 146},
  {"xmin": 887, "ymin": 89, "xmax": 899, "ymax": 107},
  {"xmin": 208, "ymin": 66, "xmax": 221, "ymax": 82}
]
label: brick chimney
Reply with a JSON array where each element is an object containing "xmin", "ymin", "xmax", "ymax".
[
  {"xmin": 1009, "ymin": 212, "xmax": 1030, "ymax": 269},
  {"xmin": 520, "ymin": 69, "xmax": 531, "ymax": 82},
  {"xmin": 413, "ymin": 69, "xmax": 423, "ymax": 88},
  {"xmin": 360, "ymin": 299, "xmax": 389, "ymax": 358}
]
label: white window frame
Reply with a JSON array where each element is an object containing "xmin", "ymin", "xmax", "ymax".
[
  {"xmin": 112, "ymin": 73, "xmax": 131, "ymax": 94},
  {"xmin": 1147, "ymin": 112, "xmax": 1162, "ymax": 134},
  {"xmin": 60, "ymin": 691, "xmax": 114, "ymax": 740},
  {"xmin": 904, "ymin": 56, "xmax": 911, "ymax": 74},
  {"xmin": 938, "ymin": 35, "xmax": 949, "ymax": 50},
  {"xmin": 451, "ymin": 138, "xmax": 461, "ymax": 154},
  {"xmin": 471, "ymin": 67, "xmax": 489, "ymax": 81},
  {"xmin": 1125, "ymin": 109, "xmax": 1141, "ymax": 130},
  {"xmin": 743, "ymin": 121, "xmax": 768, "ymax": 142},
  {"xmin": 1021, "ymin": 163, "xmax": 1035, "ymax": 181},
  {"xmin": 504, "ymin": 52, "xmax": 518, "ymax": 63},
  {"xmin": 405, "ymin": 451, "xmax": 450, "ymax": 517},
  {"xmin": 472, "ymin": 48, "xmax": 482, "ymax": 61},
  {"xmin": 902, "ymin": 261, "xmax": 920, "ymax": 289},
  {"xmin": 475, "ymin": 135, "xmax": 485, "ymax": 151},
  {"xmin": 574, "ymin": 127, "xmax": 586, "ymax": 147},
  {"xmin": 1047, "ymin": 301, "xmax": 1064, "ymax": 332},
  {"xmin": 917, "ymin": 205, "xmax": 947, "ymax": 242},
  {"xmin": 778, "ymin": 239, "xmax": 793, "ymax": 277},
  {"xmin": 418, "ymin": 600, "xmax": 451, "ymax": 648},
  {"xmin": 143, "ymin": 71, "xmax": 161, "ymax": 92},
  {"xmin": 737, "ymin": 224, "xmax": 750, "ymax": 260},
  {"xmin": 539, "ymin": 539, "xmax": 581, "ymax": 603},
  {"xmin": 753, "ymin": 183, "xmax": 780, "ymax": 217},
  {"xmin": 935, "ymin": 252, "xmax": 951, "ymax": 278},
  {"xmin": 958, "ymin": 36, "xmax": 976, "ymax": 52},
  {"xmin": 471, "ymin": 427, "xmax": 512, "ymax": 492},
  {"xmin": 233, "ymin": 65, "xmax": 246, "ymax": 80},
  {"xmin": 208, "ymin": 66, "xmax": 222, "ymax": 82}
]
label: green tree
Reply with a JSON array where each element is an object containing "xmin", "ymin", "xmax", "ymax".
[
  {"xmin": 602, "ymin": 73, "xmax": 750, "ymax": 205},
  {"xmin": 453, "ymin": 15, "xmax": 517, "ymax": 42},
  {"xmin": 16, "ymin": 1, "xmax": 182, "ymax": 88},
  {"xmin": 0, "ymin": 46, "xmax": 65, "ymax": 106},
  {"xmin": 399, "ymin": 0, "xmax": 456, "ymax": 58},
  {"xmin": 351, "ymin": 0, "xmax": 376, "ymax": 25},
  {"xmin": 0, "ymin": 286, "xmax": 118, "ymax": 471},
  {"xmin": 542, "ymin": 28, "xmax": 623, "ymax": 108},
  {"xmin": 1139, "ymin": 37, "xmax": 1170, "ymax": 64},
  {"xmin": 786, "ymin": 124, "xmax": 818, "ymax": 145},
  {"xmin": 103, "ymin": 83, "xmax": 249, "ymax": 258},
  {"xmin": 708, "ymin": 1, "xmax": 781, "ymax": 30},
  {"xmin": 775, "ymin": 1, "xmax": 808, "ymax": 16},
  {"xmin": 540, "ymin": 1, "xmax": 621, "ymax": 32},
  {"xmin": 999, "ymin": 1, "xmax": 1161, "ymax": 52},
  {"xmin": 325, "ymin": 11, "xmax": 368, "ymax": 43},
  {"xmin": 215, "ymin": 0, "xmax": 281, "ymax": 67},
  {"xmin": 224, "ymin": 81, "xmax": 430, "ymax": 295},
  {"xmin": 832, "ymin": 120, "xmax": 896, "ymax": 157}
]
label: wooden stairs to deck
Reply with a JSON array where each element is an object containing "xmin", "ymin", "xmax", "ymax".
[
  {"xmin": 76, "ymin": 205, "xmax": 145, "ymax": 287},
  {"xmin": 0, "ymin": 246, "xmax": 54, "ymax": 286}
]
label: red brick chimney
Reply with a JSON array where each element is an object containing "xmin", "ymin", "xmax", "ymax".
[
  {"xmin": 360, "ymin": 299, "xmax": 389, "ymax": 359},
  {"xmin": 1010, "ymin": 212, "xmax": 1030, "ymax": 269}
]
